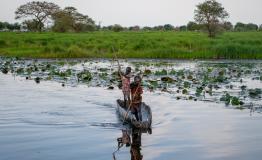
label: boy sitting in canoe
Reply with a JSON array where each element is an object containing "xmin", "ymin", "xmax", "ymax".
[
  {"xmin": 130, "ymin": 75, "xmax": 143, "ymax": 121},
  {"xmin": 119, "ymin": 66, "xmax": 132, "ymax": 108}
]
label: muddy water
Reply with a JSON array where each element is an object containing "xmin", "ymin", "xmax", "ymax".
[{"xmin": 1, "ymin": 59, "xmax": 262, "ymax": 160}]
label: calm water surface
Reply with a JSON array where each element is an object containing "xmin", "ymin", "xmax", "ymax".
[{"xmin": 1, "ymin": 64, "xmax": 262, "ymax": 160}]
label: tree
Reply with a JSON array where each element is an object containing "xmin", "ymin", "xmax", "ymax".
[
  {"xmin": 163, "ymin": 24, "xmax": 174, "ymax": 31},
  {"xmin": 179, "ymin": 25, "xmax": 187, "ymax": 31},
  {"xmin": 11, "ymin": 23, "xmax": 21, "ymax": 30},
  {"xmin": 52, "ymin": 7, "xmax": 96, "ymax": 32},
  {"xmin": 223, "ymin": 21, "xmax": 233, "ymax": 31},
  {"xmin": 142, "ymin": 26, "xmax": 152, "ymax": 31},
  {"xmin": 153, "ymin": 25, "xmax": 164, "ymax": 31},
  {"xmin": 194, "ymin": 0, "xmax": 229, "ymax": 37},
  {"xmin": 246, "ymin": 23, "xmax": 258, "ymax": 31},
  {"xmin": 15, "ymin": 1, "xmax": 60, "ymax": 32},
  {"xmin": 0, "ymin": 22, "xmax": 5, "ymax": 30},
  {"xmin": 0, "ymin": 22, "xmax": 21, "ymax": 31},
  {"xmin": 234, "ymin": 22, "xmax": 258, "ymax": 31},
  {"xmin": 129, "ymin": 26, "xmax": 140, "ymax": 31},
  {"xmin": 52, "ymin": 10, "xmax": 75, "ymax": 32},
  {"xmin": 111, "ymin": 24, "xmax": 124, "ymax": 32},
  {"xmin": 234, "ymin": 22, "xmax": 246, "ymax": 31},
  {"xmin": 187, "ymin": 21, "xmax": 201, "ymax": 31},
  {"xmin": 23, "ymin": 19, "xmax": 44, "ymax": 32},
  {"xmin": 259, "ymin": 25, "xmax": 262, "ymax": 31}
]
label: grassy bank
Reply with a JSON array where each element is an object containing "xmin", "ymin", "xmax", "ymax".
[{"xmin": 0, "ymin": 31, "xmax": 262, "ymax": 59}]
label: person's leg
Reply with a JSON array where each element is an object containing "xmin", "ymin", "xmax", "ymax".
[
  {"xmin": 138, "ymin": 103, "xmax": 142, "ymax": 121},
  {"xmin": 134, "ymin": 107, "xmax": 139, "ymax": 121},
  {"xmin": 127, "ymin": 93, "xmax": 131, "ymax": 108},
  {"xmin": 123, "ymin": 93, "xmax": 128, "ymax": 108},
  {"xmin": 131, "ymin": 105, "xmax": 139, "ymax": 121}
]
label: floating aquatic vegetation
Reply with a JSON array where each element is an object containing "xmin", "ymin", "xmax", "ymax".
[
  {"xmin": 155, "ymin": 69, "xmax": 167, "ymax": 76},
  {"xmin": 235, "ymin": 106, "xmax": 245, "ymax": 110},
  {"xmin": 220, "ymin": 93, "xmax": 231, "ymax": 105},
  {"xmin": 249, "ymin": 89, "xmax": 262, "ymax": 98},
  {"xmin": 61, "ymin": 69, "xmax": 72, "ymax": 77},
  {"xmin": 107, "ymin": 86, "xmax": 114, "ymax": 90},
  {"xmin": 161, "ymin": 77, "xmax": 175, "ymax": 83},
  {"xmin": 231, "ymin": 97, "xmax": 242, "ymax": 106},
  {"xmin": 183, "ymin": 81, "xmax": 191, "ymax": 88},
  {"xmin": 0, "ymin": 58, "xmax": 261, "ymax": 112},
  {"xmin": 169, "ymin": 69, "xmax": 176, "ymax": 75},
  {"xmin": 16, "ymin": 68, "xmax": 24, "ymax": 74},
  {"xmin": 244, "ymin": 70, "xmax": 251, "ymax": 74},
  {"xmin": 240, "ymin": 85, "xmax": 247, "ymax": 90},
  {"xmin": 212, "ymin": 74, "xmax": 228, "ymax": 83},
  {"xmin": 176, "ymin": 70, "xmax": 185, "ymax": 77},
  {"xmin": 144, "ymin": 69, "xmax": 152, "ymax": 75},
  {"xmin": 49, "ymin": 69, "xmax": 72, "ymax": 78},
  {"xmin": 111, "ymin": 71, "xmax": 120, "ymax": 77},
  {"xmin": 34, "ymin": 77, "xmax": 41, "ymax": 84},
  {"xmin": 77, "ymin": 70, "xmax": 92, "ymax": 82},
  {"xmin": 187, "ymin": 75, "xmax": 193, "ymax": 80},
  {"xmin": 220, "ymin": 93, "xmax": 244, "ymax": 106},
  {"xmin": 252, "ymin": 77, "xmax": 260, "ymax": 80},
  {"xmin": 195, "ymin": 86, "xmax": 203, "ymax": 97},
  {"xmin": 99, "ymin": 73, "xmax": 108, "ymax": 79},
  {"xmin": 182, "ymin": 89, "xmax": 188, "ymax": 95},
  {"xmin": 98, "ymin": 68, "xmax": 109, "ymax": 72},
  {"xmin": 147, "ymin": 80, "xmax": 158, "ymax": 89},
  {"xmin": 1, "ymin": 67, "xmax": 8, "ymax": 74}
]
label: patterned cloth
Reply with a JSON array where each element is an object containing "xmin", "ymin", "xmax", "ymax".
[{"xmin": 121, "ymin": 75, "xmax": 131, "ymax": 94}]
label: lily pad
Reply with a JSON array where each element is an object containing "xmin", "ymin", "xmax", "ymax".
[
  {"xmin": 77, "ymin": 70, "xmax": 92, "ymax": 82},
  {"xmin": 1, "ymin": 68, "xmax": 8, "ymax": 74},
  {"xmin": 161, "ymin": 77, "xmax": 175, "ymax": 83},
  {"xmin": 155, "ymin": 69, "xmax": 167, "ymax": 76},
  {"xmin": 249, "ymin": 89, "xmax": 262, "ymax": 98}
]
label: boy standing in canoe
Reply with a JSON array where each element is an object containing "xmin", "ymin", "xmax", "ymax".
[
  {"xmin": 119, "ymin": 66, "xmax": 132, "ymax": 108},
  {"xmin": 130, "ymin": 75, "xmax": 143, "ymax": 121}
]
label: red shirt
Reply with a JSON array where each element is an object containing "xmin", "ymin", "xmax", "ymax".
[{"xmin": 131, "ymin": 85, "xmax": 143, "ymax": 104}]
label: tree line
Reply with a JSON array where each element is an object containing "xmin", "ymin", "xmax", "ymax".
[
  {"xmin": 1, "ymin": 20, "xmax": 261, "ymax": 33},
  {"xmin": 0, "ymin": 22, "xmax": 21, "ymax": 31},
  {"xmin": 0, "ymin": 0, "xmax": 261, "ymax": 36},
  {"xmin": 99, "ymin": 22, "xmax": 262, "ymax": 32}
]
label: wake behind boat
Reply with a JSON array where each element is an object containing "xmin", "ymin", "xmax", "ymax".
[{"xmin": 116, "ymin": 99, "xmax": 152, "ymax": 129}]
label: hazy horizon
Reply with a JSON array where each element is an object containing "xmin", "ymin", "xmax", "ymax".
[{"xmin": 0, "ymin": 0, "xmax": 261, "ymax": 27}]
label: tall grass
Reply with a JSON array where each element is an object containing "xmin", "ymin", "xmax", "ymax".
[{"xmin": 0, "ymin": 31, "xmax": 261, "ymax": 59}]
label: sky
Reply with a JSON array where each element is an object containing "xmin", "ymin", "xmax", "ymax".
[{"xmin": 0, "ymin": 0, "xmax": 261, "ymax": 27}]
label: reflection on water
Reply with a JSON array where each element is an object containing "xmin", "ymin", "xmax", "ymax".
[{"xmin": 113, "ymin": 128, "xmax": 152, "ymax": 160}]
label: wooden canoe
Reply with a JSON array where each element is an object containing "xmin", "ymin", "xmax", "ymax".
[{"xmin": 116, "ymin": 99, "xmax": 152, "ymax": 129}]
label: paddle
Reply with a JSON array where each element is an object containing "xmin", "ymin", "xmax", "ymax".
[{"xmin": 111, "ymin": 46, "xmax": 122, "ymax": 76}]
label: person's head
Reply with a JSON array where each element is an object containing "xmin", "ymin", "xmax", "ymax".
[
  {"xmin": 125, "ymin": 67, "xmax": 131, "ymax": 75},
  {"xmin": 134, "ymin": 75, "xmax": 142, "ymax": 84}
]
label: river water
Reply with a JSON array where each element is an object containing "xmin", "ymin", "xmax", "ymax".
[{"xmin": 0, "ymin": 60, "xmax": 262, "ymax": 160}]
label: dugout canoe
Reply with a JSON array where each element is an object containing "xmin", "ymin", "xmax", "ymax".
[{"xmin": 116, "ymin": 99, "xmax": 152, "ymax": 129}]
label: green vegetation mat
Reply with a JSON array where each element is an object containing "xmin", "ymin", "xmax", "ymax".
[{"xmin": 0, "ymin": 31, "xmax": 262, "ymax": 59}]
